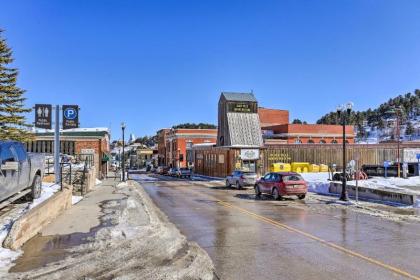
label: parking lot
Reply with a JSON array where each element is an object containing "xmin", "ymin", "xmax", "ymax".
[{"xmin": 135, "ymin": 174, "xmax": 420, "ymax": 280}]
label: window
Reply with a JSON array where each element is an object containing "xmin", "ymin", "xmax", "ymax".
[
  {"xmin": 263, "ymin": 173, "xmax": 272, "ymax": 181},
  {"xmin": 0, "ymin": 146, "xmax": 16, "ymax": 164},
  {"xmin": 308, "ymin": 139, "xmax": 314, "ymax": 144},
  {"xmin": 319, "ymin": 139, "xmax": 326, "ymax": 144},
  {"xmin": 295, "ymin": 139, "xmax": 302, "ymax": 144},
  {"xmin": 283, "ymin": 175, "xmax": 304, "ymax": 182},
  {"xmin": 272, "ymin": 173, "xmax": 280, "ymax": 182},
  {"xmin": 14, "ymin": 145, "xmax": 27, "ymax": 161},
  {"xmin": 331, "ymin": 139, "xmax": 338, "ymax": 144}
]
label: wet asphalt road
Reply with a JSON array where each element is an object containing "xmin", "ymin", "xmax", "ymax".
[{"xmin": 136, "ymin": 175, "xmax": 420, "ymax": 280}]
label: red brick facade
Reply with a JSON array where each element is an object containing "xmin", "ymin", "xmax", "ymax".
[
  {"xmin": 164, "ymin": 129, "xmax": 217, "ymax": 168},
  {"xmin": 264, "ymin": 124, "xmax": 355, "ymax": 144},
  {"xmin": 258, "ymin": 107, "xmax": 289, "ymax": 127}
]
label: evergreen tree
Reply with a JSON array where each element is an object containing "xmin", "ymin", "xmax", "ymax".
[
  {"xmin": 0, "ymin": 30, "xmax": 32, "ymax": 141},
  {"xmin": 405, "ymin": 121, "xmax": 415, "ymax": 136}
]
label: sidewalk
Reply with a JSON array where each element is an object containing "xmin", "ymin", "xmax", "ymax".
[{"xmin": 7, "ymin": 178, "xmax": 215, "ymax": 280}]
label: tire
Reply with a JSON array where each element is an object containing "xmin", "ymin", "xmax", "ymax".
[
  {"xmin": 31, "ymin": 175, "xmax": 42, "ymax": 200},
  {"xmin": 226, "ymin": 179, "xmax": 231, "ymax": 187},
  {"xmin": 236, "ymin": 181, "xmax": 241, "ymax": 190},
  {"xmin": 255, "ymin": 185, "xmax": 261, "ymax": 197},
  {"xmin": 272, "ymin": 188, "xmax": 280, "ymax": 200},
  {"xmin": 298, "ymin": 194, "xmax": 306, "ymax": 200}
]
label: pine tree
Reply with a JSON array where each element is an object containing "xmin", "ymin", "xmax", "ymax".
[
  {"xmin": 405, "ymin": 121, "xmax": 415, "ymax": 136},
  {"xmin": 0, "ymin": 30, "xmax": 32, "ymax": 141}
]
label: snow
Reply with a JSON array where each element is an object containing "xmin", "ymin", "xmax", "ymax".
[
  {"xmin": 0, "ymin": 182, "xmax": 61, "ymax": 271},
  {"xmin": 72, "ymin": 196, "xmax": 83, "ymax": 205},
  {"xmin": 301, "ymin": 172, "xmax": 332, "ymax": 195},
  {"xmin": 415, "ymin": 199, "xmax": 420, "ymax": 208},
  {"xmin": 95, "ymin": 179, "xmax": 102, "ymax": 185},
  {"xmin": 128, "ymin": 174, "xmax": 157, "ymax": 181}
]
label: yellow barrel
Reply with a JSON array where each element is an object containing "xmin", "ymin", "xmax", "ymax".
[
  {"xmin": 291, "ymin": 162, "xmax": 310, "ymax": 173},
  {"xmin": 319, "ymin": 164, "xmax": 329, "ymax": 172}
]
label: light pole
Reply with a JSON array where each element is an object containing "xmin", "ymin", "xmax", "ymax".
[
  {"xmin": 386, "ymin": 107, "xmax": 403, "ymax": 177},
  {"xmin": 121, "ymin": 122, "xmax": 126, "ymax": 182},
  {"xmin": 337, "ymin": 102, "xmax": 353, "ymax": 201}
]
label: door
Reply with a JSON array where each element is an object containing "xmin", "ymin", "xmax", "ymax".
[
  {"xmin": 260, "ymin": 173, "xmax": 272, "ymax": 193},
  {"xmin": 0, "ymin": 145, "xmax": 19, "ymax": 200},
  {"xmin": 14, "ymin": 145, "xmax": 30, "ymax": 189}
]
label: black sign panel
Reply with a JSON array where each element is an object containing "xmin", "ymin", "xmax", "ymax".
[
  {"xmin": 227, "ymin": 102, "xmax": 257, "ymax": 113},
  {"xmin": 34, "ymin": 104, "xmax": 52, "ymax": 129},
  {"xmin": 62, "ymin": 105, "xmax": 79, "ymax": 130}
]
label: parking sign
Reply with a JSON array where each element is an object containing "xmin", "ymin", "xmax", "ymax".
[{"xmin": 62, "ymin": 105, "xmax": 79, "ymax": 129}]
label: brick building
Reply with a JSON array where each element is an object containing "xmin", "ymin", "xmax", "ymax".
[
  {"xmin": 157, "ymin": 128, "xmax": 170, "ymax": 166},
  {"xmin": 263, "ymin": 124, "xmax": 355, "ymax": 144},
  {"xmin": 259, "ymin": 107, "xmax": 355, "ymax": 144},
  {"xmin": 26, "ymin": 128, "xmax": 110, "ymax": 178},
  {"xmin": 164, "ymin": 128, "xmax": 217, "ymax": 168}
]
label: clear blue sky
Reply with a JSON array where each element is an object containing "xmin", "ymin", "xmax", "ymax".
[{"xmin": 2, "ymin": 0, "xmax": 420, "ymax": 139}]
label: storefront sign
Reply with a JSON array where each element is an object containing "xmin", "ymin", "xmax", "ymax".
[
  {"xmin": 34, "ymin": 104, "xmax": 52, "ymax": 129},
  {"xmin": 81, "ymin": 148, "xmax": 95, "ymax": 154},
  {"xmin": 403, "ymin": 148, "xmax": 420, "ymax": 162},
  {"xmin": 240, "ymin": 149, "xmax": 260, "ymax": 160},
  {"xmin": 218, "ymin": 154, "xmax": 225, "ymax": 164},
  {"xmin": 267, "ymin": 153, "xmax": 292, "ymax": 162},
  {"xmin": 62, "ymin": 105, "xmax": 79, "ymax": 129},
  {"xmin": 228, "ymin": 102, "xmax": 257, "ymax": 113}
]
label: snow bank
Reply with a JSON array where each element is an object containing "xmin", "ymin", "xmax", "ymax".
[
  {"xmin": 0, "ymin": 182, "xmax": 61, "ymax": 271},
  {"xmin": 72, "ymin": 196, "xmax": 83, "ymax": 205},
  {"xmin": 415, "ymin": 199, "xmax": 420, "ymax": 209},
  {"xmin": 301, "ymin": 173, "xmax": 332, "ymax": 195},
  {"xmin": 95, "ymin": 179, "xmax": 102, "ymax": 185}
]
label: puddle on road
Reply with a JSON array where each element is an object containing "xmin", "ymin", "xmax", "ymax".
[{"xmin": 9, "ymin": 198, "xmax": 124, "ymax": 273}]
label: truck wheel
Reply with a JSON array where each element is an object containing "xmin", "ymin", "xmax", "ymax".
[
  {"xmin": 226, "ymin": 180, "xmax": 231, "ymax": 187},
  {"xmin": 272, "ymin": 188, "xmax": 280, "ymax": 200},
  {"xmin": 31, "ymin": 175, "xmax": 42, "ymax": 200}
]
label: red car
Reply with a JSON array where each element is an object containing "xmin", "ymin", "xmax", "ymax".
[{"xmin": 254, "ymin": 172, "xmax": 308, "ymax": 200}]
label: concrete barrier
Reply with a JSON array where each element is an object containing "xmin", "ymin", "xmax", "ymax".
[
  {"xmin": 329, "ymin": 182, "xmax": 418, "ymax": 206},
  {"xmin": 3, "ymin": 185, "xmax": 73, "ymax": 250}
]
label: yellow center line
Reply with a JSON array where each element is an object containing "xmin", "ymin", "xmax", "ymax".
[{"xmin": 217, "ymin": 200, "xmax": 420, "ymax": 280}]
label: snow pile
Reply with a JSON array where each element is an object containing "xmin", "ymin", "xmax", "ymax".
[
  {"xmin": 350, "ymin": 176, "xmax": 420, "ymax": 192},
  {"xmin": 30, "ymin": 183, "xmax": 61, "ymax": 209},
  {"xmin": 72, "ymin": 196, "xmax": 83, "ymax": 205},
  {"xmin": 95, "ymin": 179, "xmax": 102, "ymax": 185},
  {"xmin": 301, "ymin": 173, "xmax": 332, "ymax": 195}
]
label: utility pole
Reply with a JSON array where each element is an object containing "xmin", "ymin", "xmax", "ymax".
[{"xmin": 121, "ymin": 122, "xmax": 126, "ymax": 182}]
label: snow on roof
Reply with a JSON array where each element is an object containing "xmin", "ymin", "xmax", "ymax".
[{"xmin": 33, "ymin": 127, "xmax": 110, "ymax": 134}]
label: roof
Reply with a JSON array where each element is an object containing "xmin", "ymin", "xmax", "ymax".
[
  {"xmin": 221, "ymin": 92, "xmax": 257, "ymax": 102},
  {"xmin": 34, "ymin": 127, "xmax": 110, "ymax": 138},
  {"xmin": 227, "ymin": 112, "xmax": 264, "ymax": 147}
]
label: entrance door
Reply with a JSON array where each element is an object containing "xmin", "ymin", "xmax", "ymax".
[{"xmin": 242, "ymin": 160, "xmax": 256, "ymax": 173}]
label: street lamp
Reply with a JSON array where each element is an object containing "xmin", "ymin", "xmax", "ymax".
[
  {"xmin": 336, "ymin": 102, "xmax": 353, "ymax": 201},
  {"xmin": 121, "ymin": 122, "xmax": 126, "ymax": 182},
  {"xmin": 386, "ymin": 107, "xmax": 403, "ymax": 177}
]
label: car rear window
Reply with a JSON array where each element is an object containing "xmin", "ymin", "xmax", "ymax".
[{"xmin": 283, "ymin": 175, "xmax": 304, "ymax": 182}]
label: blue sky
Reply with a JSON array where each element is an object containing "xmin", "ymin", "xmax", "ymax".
[{"xmin": 2, "ymin": 0, "xmax": 420, "ymax": 139}]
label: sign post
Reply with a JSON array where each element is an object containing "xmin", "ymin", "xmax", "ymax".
[
  {"xmin": 384, "ymin": 160, "xmax": 390, "ymax": 178},
  {"xmin": 54, "ymin": 105, "xmax": 61, "ymax": 184},
  {"xmin": 417, "ymin": 154, "xmax": 420, "ymax": 176}
]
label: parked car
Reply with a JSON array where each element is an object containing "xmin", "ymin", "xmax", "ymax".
[
  {"xmin": 168, "ymin": 168, "xmax": 179, "ymax": 177},
  {"xmin": 177, "ymin": 168, "xmax": 191, "ymax": 178},
  {"xmin": 159, "ymin": 166, "xmax": 170, "ymax": 175},
  {"xmin": 254, "ymin": 172, "xmax": 307, "ymax": 200},
  {"xmin": 0, "ymin": 141, "xmax": 45, "ymax": 202},
  {"xmin": 226, "ymin": 170, "xmax": 258, "ymax": 189}
]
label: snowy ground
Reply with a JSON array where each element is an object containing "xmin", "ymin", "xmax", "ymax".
[
  {"xmin": 0, "ymin": 181, "xmax": 88, "ymax": 272},
  {"xmin": 301, "ymin": 172, "xmax": 420, "ymax": 208}
]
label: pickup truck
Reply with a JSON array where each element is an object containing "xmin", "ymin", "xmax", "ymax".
[{"xmin": 0, "ymin": 141, "xmax": 45, "ymax": 202}]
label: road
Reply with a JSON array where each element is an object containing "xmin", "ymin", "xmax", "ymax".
[{"xmin": 135, "ymin": 174, "xmax": 420, "ymax": 280}]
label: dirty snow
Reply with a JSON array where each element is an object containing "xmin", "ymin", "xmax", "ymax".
[
  {"xmin": 71, "ymin": 196, "xmax": 83, "ymax": 205},
  {"xmin": 128, "ymin": 174, "xmax": 158, "ymax": 181},
  {"xmin": 95, "ymin": 179, "xmax": 102, "ymax": 185},
  {"xmin": 0, "ymin": 182, "xmax": 61, "ymax": 271},
  {"xmin": 301, "ymin": 172, "xmax": 332, "ymax": 195}
]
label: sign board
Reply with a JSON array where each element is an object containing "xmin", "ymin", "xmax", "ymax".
[
  {"xmin": 403, "ymin": 148, "xmax": 420, "ymax": 163},
  {"xmin": 218, "ymin": 154, "xmax": 225, "ymax": 164},
  {"xmin": 227, "ymin": 102, "xmax": 257, "ymax": 113},
  {"xmin": 34, "ymin": 104, "xmax": 52, "ymax": 129},
  {"xmin": 80, "ymin": 148, "xmax": 95, "ymax": 154},
  {"xmin": 62, "ymin": 105, "xmax": 79, "ymax": 130},
  {"xmin": 240, "ymin": 149, "xmax": 260, "ymax": 160},
  {"xmin": 417, "ymin": 154, "xmax": 420, "ymax": 160},
  {"xmin": 383, "ymin": 161, "xmax": 391, "ymax": 168}
]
